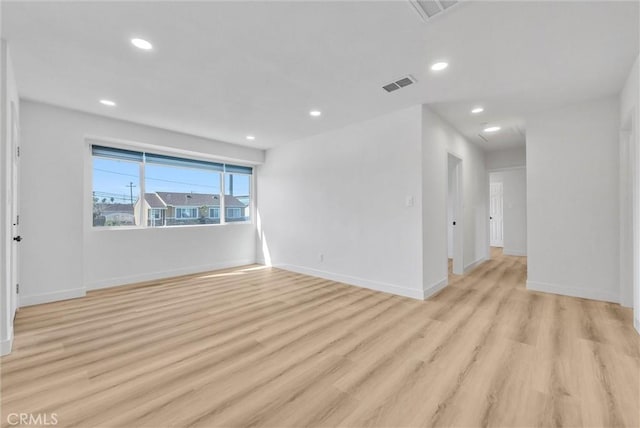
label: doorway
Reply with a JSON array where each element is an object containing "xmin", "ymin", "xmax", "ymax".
[
  {"xmin": 448, "ymin": 153, "xmax": 463, "ymax": 275},
  {"xmin": 9, "ymin": 101, "xmax": 20, "ymax": 319},
  {"xmin": 489, "ymin": 173, "xmax": 504, "ymax": 248}
]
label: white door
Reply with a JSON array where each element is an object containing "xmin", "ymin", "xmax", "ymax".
[
  {"xmin": 448, "ymin": 154, "xmax": 463, "ymax": 275},
  {"xmin": 490, "ymin": 182, "xmax": 503, "ymax": 247},
  {"xmin": 10, "ymin": 101, "xmax": 20, "ymax": 317}
]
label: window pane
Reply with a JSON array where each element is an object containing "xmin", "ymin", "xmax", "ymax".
[
  {"xmin": 145, "ymin": 163, "xmax": 221, "ymax": 226},
  {"xmin": 224, "ymin": 173, "xmax": 250, "ymax": 222},
  {"xmin": 92, "ymin": 157, "xmax": 140, "ymax": 227}
]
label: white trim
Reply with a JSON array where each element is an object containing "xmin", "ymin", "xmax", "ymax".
[
  {"xmin": 0, "ymin": 331, "xmax": 13, "ymax": 356},
  {"xmin": 503, "ymin": 248, "xmax": 526, "ymax": 256},
  {"xmin": 464, "ymin": 256, "xmax": 488, "ymax": 273},
  {"xmin": 20, "ymin": 287, "xmax": 86, "ymax": 307},
  {"xmin": 273, "ymin": 263, "xmax": 424, "ymax": 300},
  {"xmin": 86, "ymin": 258, "xmax": 255, "ymax": 290},
  {"xmin": 526, "ymin": 280, "xmax": 619, "ymax": 304},
  {"xmin": 634, "ymin": 317, "xmax": 639, "ymax": 335},
  {"xmin": 423, "ymin": 277, "xmax": 448, "ymax": 299}
]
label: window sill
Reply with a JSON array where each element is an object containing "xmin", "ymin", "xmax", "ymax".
[{"xmin": 91, "ymin": 221, "xmax": 253, "ymax": 231}]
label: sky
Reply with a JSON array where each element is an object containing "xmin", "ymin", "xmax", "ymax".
[{"xmin": 93, "ymin": 158, "xmax": 250, "ymax": 204}]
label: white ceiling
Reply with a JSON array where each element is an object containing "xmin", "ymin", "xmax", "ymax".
[{"xmin": 3, "ymin": 1, "xmax": 638, "ymax": 150}]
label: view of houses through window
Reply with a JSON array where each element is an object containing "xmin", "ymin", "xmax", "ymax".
[{"xmin": 92, "ymin": 146, "xmax": 252, "ymax": 228}]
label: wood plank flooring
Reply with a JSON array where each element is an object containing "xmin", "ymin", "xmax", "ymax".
[{"xmin": 1, "ymin": 249, "xmax": 639, "ymax": 427}]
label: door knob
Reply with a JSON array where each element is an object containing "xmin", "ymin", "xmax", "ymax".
[{"xmin": 13, "ymin": 236, "xmax": 22, "ymax": 242}]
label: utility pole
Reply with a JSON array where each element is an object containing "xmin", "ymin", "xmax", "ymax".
[{"xmin": 126, "ymin": 182, "xmax": 137, "ymax": 205}]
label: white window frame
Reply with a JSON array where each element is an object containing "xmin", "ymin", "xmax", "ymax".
[
  {"xmin": 175, "ymin": 207, "xmax": 198, "ymax": 219},
  {"xmin": 226, "ymin": 207, "xmax": 242, "ymax": 219},
  {"xmin": 85, "ymin": 137, "xmax": 254, "ymax": 231}
]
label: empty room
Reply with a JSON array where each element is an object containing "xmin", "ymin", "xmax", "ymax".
[{"xmin": 1, "ymin": 1, "xmax": 639, "ymax": 427}]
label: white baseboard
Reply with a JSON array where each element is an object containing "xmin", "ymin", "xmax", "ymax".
[
  {"xmin": 424, "ymin": 277, "xmax": 448, "ymax": 299},
  {"xmin": 0, "ymin": 332, "xmax": 13, "ymax": 356},
  {"xmin": 464, "ymin": 256, "xmax": 488, "ymax": 273},
  {"xmin": 503, "ymin": 248, "xmax": 526, "ymax": 256},
  {"xmin": 20, "ymin": 288, "xmax": 86, "ymax": 307},
  {"xmin": 86, "ymin": 258, "xmax": 256, "ymax": 290},
  {"xmin": 526, "ymin": 280, "xmax": 619, "ymax": 304},
  {"xmin": 274, "ymin": 263, "xmax": 424, "ymax": 300}
]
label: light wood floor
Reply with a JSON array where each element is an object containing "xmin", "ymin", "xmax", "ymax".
[{"xmin": 1, "ymin": 249, "xmax": 639, "ymax": 427}]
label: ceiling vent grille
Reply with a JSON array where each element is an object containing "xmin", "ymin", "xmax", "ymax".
[
  {"xmin": 408, "ymin": 0, "xmax": 459, "ymax": 22},
  {"xmin": 383, "ymin": 75, "xmax": 417, "ymax": 93}
]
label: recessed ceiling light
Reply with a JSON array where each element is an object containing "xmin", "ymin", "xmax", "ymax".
[
  {"xmin": 131, "ymin": 38, "xmax": 153, "ymax": 50},
  {"xmin": 430, "ymin": 62, "xmax": 449, "ymax": 71},
  {"xmin": 471, "ymin": 107, "xmax": 484, "ymax": 114},
  {"xmin": 99, "ymin": 99, "xmax": 116, "ymax": 107},
  {"xmin": 246, "ymin": 135, "xmax": 256, "ymax": 141},
  {"xmin": 484, "ymin": 126, "xmax": 501, "ymax": 133},
  {"xmin": 309, "ymin": 110, "xmax": 322, "ymax": 117}
]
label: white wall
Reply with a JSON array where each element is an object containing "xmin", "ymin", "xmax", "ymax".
[
  {"xmin": 19, "ymin": 100, "xmax": 263, "ymax": 305},
  {"xmin": 527, "ymin": 96, "xmax": 620, "ymax": 303},
  {"xmin": 490, "ymin": 169, "xmax": 527, "ymax": 256},
  {"xmin": 421, "ymin": 106, "xmax": 488, "ymax": 293},
  {"xmin": 257, "ymin": 106, "xmax": 425, "ymax": 299},
  {"xmin": 619, "ymin": 54, "xmax": 639, "ymax": 331},
  {"xmin": 1, "ymin": 40, "xmax": 19, "ymax": 355},
  {"xmin": 485, "ymin": 146, "xmax": 526, "ymax": 170}
]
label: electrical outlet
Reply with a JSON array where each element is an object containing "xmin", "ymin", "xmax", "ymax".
[{"xmin": 406, "ymin": 196, "xmax": 414, "ymax": 207}]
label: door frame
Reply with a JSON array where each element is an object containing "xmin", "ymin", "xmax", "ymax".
[
  {"xmin": 623, "ymin": 105, "xmax": 640, "ymax": 333},
  {"xmin": 447, "ymin": 152, "xmax": 463, "ymax": 275},
  {"xmin": 10, "ymin": 100, "xmax": 20, "ymax": 315},
  {"xmin": 489, "ymin": 178, "xmax": 504, "ymax": 248},
  {"xmin": 486, "ymin": 166, "xmax": 526, "ymax": 255}
]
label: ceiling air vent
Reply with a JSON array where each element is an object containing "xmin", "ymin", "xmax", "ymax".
[
  {"xmin": 408, "ymin": 0, "xmax": 459, "ymax": 22},
  {"xmin": 383, "ymin": 75, "xmax": 417, "ymax": 93}
]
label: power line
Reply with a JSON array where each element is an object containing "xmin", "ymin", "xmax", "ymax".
[{"xmin": 94, "ymin": 168, "xmax": 218, "ymax": 189}]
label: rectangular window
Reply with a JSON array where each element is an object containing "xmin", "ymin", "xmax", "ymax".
[
  {"xmin": 224, "ymin": 171, "xmax": 251, "ymax": 223},
  {"xmin": 226, "ymin": 207, "xmax": 242, "ymax": 219},
  {"xmin": 92, "ymin": 146, "xmax": 142, "ymax": 227},
  {"xmin": 176, "ymin": 207, "xmax": 198, "ymax": 219},
  {"xmin": 91, "ymin": 145, "xmax": 252, "ymax": 228},
  {"xmin": 145, "ymin": 152, "xmax": 223, "ymax": 226}
]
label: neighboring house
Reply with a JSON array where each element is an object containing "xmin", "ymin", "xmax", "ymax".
[
  {"xmin": 135, "ymin": 193, "xmax": 167, "ymax": 227},
  {"xmin": 135, "ymin": 192, "xmax": 248, "ymax": 226},
  {"xmin": 94, "ymin": 203, "xmax": 135, "ymax": 226}
]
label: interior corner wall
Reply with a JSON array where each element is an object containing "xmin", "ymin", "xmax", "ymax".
[
  {"xmin": 421, "ymin": 105, "xmax": 488, "ymax": 289},
  {"xmin": 19, "ymin": 100, "xmax": 263, "ymax": 305},
  {"xmin": 619, "ymin": 53, "xmax": 639, "ymax": 330},
  {"xmin": 1, "ymin": 40, "xmax": 19, "ymax": 355},
  {"xmin": 256, "ymin": 106, "xmax": 425, "ymax": 299},
  {"xmin": 526, "ymin": 95, "xmax": 620, "ymax": 303}
]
